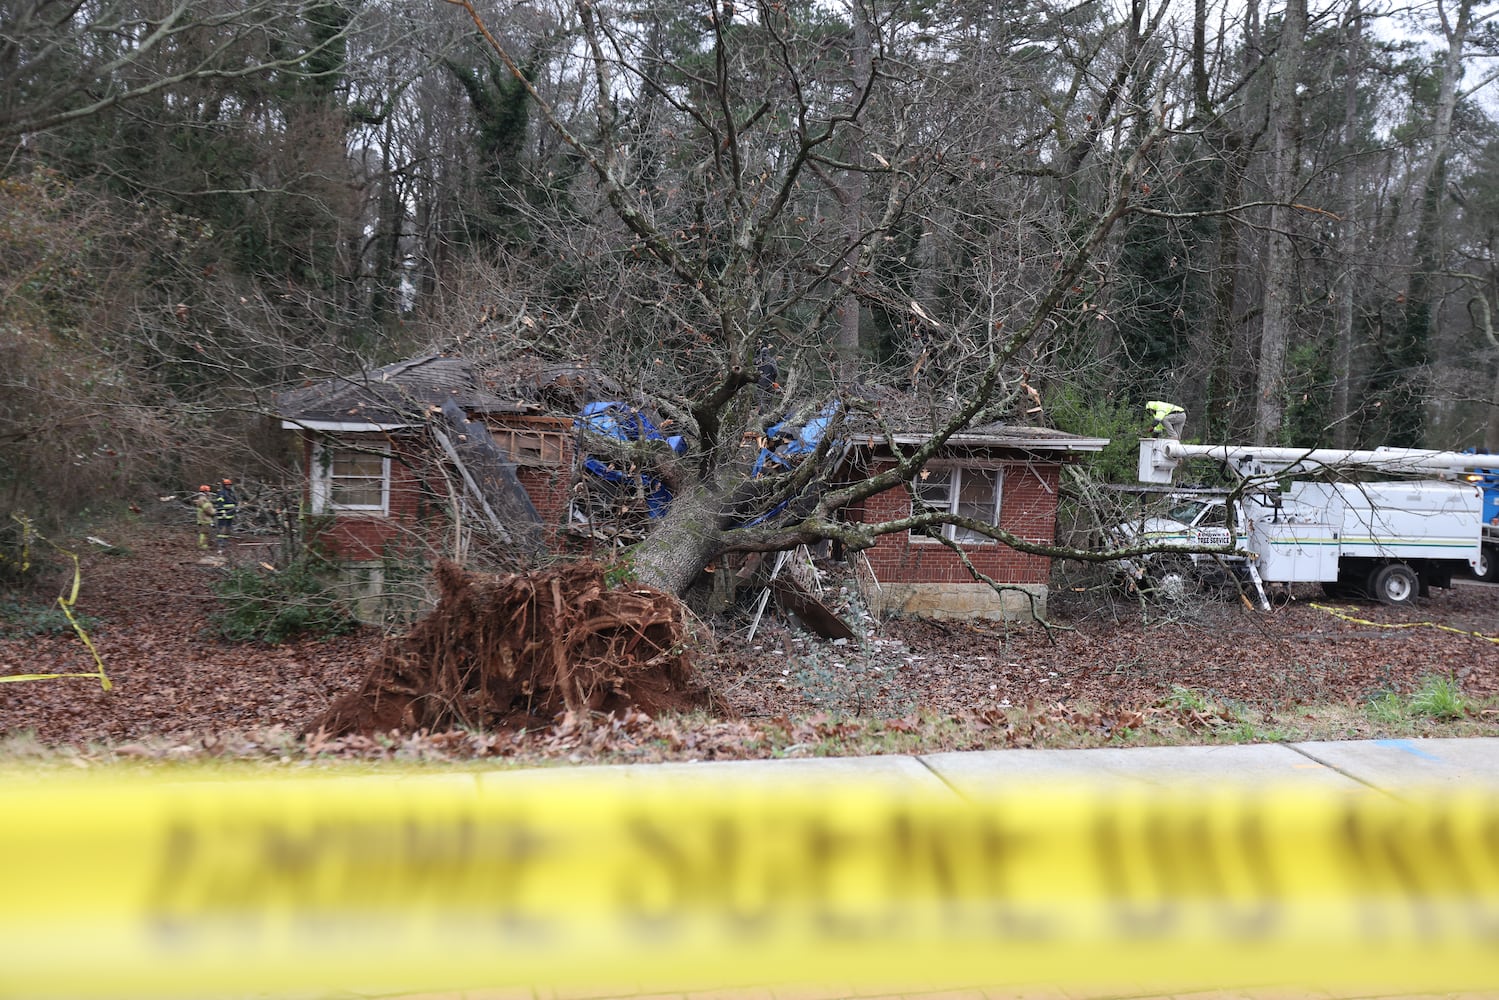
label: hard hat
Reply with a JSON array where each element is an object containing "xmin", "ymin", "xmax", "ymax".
[
  {"xmin": 222, "ymin": 478, "xmax": 233, "ymax": 485},
  {"xmin": 198, "ymin": 485, "xmax": 212, "ymax": 493}
]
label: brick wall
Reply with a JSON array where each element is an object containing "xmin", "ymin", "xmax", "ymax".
[
  {"xmin": 302, "ymin": 422, "xmax": 1068, "ymax": 592},
  {"xmin": 857, "ymin": 459, "xmax": 1061, "ymax": 586},
  {"xmin": 315, "ymin": 437, "xmax": 433, "ymax": 561},
  {"xmin": 304, "ymin": 416, "xmax": 577, "ymax": 561}
]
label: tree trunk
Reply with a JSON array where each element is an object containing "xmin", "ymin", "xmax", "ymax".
[
  {"xmin": 628, "ymin": 486, "xmax": 729, "ymax": 596},
  {"xmin": 835, "ymin": 11, "xmax": 872, "ymax": 380},
  {"xmin": 1489, "ymin": 365, "xmax": 1499, "ymax": 451},
  {"xmin": 1330, "ymin": 0, "xmax": 1363, "ymax": 449},
  {"xmin": 1253, "ymin": 0, "xmax": 1306, "ymax": 445},
  {"xmin": 1198, "ymin": 0, "xmax": 1260, "ymax": 442},
  {"xmin": 1395, "ymin": 0, "xmax": 1472, "ymax": 448}
]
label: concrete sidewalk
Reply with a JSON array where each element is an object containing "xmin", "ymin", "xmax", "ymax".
[{"xmin": 477, "ymin": 735, "xmax": 1499, "ymax": 797}]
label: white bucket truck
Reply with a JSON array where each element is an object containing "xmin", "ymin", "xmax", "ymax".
[{"xmin": 1138, "ymin": 438, "xmax": 1489, "ymax": 607}]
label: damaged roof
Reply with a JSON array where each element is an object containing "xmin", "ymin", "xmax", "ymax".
[
  {"xmin": 277, "ymin": 355, "xmax": 533, "ymax": 429},
  {"xmin": 277, "ymin": 354, "xmax": 1109, "ymax": 454}
]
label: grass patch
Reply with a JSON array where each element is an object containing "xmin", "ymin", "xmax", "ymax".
[
  {"xmin": 1363, "ymin": 674, "xmax": 1471, "ymax": 726},
  {"xmin": 1407, "ymin": 675, "xmax": 1468, "ymax": 721},
  {"xmin": 1162, "ymin": 684, "xmax": 1212, "ymax": 714}
]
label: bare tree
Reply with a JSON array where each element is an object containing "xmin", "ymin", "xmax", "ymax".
[
  {"xmin": 1252, "ymin": 0, "xmax": 1307, "ymax": 445},
  {"xmin": 0, "ymin": 0, "xmax": 382, "ymax": 143}
]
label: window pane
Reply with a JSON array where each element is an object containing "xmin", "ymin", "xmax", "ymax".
[
  {"xmin": 914, "ymin": 469, "xmax": 953, "ymax": 510},
  {"xmin": 331, "ymin": 482, "xmax": 382, "ymax": 507},
  {"xmin": 956, "ymin": 470, "xmax": 998, "ymax": 522},
  {"xmin": 953, "ymin": 469, "xmax": 999, "ymax": 543},
  {"xmin": 332, "ymin": 451, "xmax": 385, "ymax": 477},
  {"xmin": 909, "ymin": 470, "xmax": 952, "ymax": 541}
]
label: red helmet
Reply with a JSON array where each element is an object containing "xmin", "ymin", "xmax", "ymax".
[
  {"xmin": 198, "ymin": 485, "xmax": 212, "ymax": 493},
  {"xmin": 221, "ymin": 478, "xmax": 233, "ymax": 486}
]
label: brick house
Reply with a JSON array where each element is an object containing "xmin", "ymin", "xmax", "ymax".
[
  {"xmin": 277, "ymin": 356, "xmax": 1107, "ymax": 621},
  {"xmin": 276, "ymin": 355, "xmax": 576, "ymax": 602},
  {"xmin": 843, "ymin": 425, "xmax": 1107, "ymax": 620}
]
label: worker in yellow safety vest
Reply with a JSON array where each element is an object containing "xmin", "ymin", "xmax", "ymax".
[
  {"xmin": 194, "ymin": 486, "xmax": 215, "ymax": 550},
  {"xmin": 1145, "ymin": 400, "xmax": 1186, "ymax": 439}
]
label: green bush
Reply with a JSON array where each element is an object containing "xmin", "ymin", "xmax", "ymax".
[
  {"xmin": 0, "ymin": 519, "xmax": 49, "ymax": 592},
  {"xmin": 209, "ymin": 553, "xmax": 361, "ymax": 644},
  {"xmin": 0, "ymin": 599, "xmax": 99, "ymax": 637}
]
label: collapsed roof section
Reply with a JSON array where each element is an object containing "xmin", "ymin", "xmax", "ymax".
[{"xmin": 276, "ymin": 355, "xmax": 532, "ymax": 430}]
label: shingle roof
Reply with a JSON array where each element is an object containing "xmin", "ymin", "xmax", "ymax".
[
  {"xmin": 276, "ymin": 357, "xmax": 1109, "ymax": 453},
  {"xmin": 276, "ymin": 355, "xmax": 532, "ymax": 426},
  {"xmin": 842, "ymin": 384, "xmax": 1109, "ymax": 453}
]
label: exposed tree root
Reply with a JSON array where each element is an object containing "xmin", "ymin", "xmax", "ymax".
[{"xmin": 309, "ymin": 560, "xmax": 705, "ymax": 737}]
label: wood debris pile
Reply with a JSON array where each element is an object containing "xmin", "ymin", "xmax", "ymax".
[{"xmin": 310, "ymin": 560, "xmax": 704, "ymax": 737}]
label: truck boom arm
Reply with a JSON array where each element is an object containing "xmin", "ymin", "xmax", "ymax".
[{"xmin": 1139, "ymin": 438, "xmax": 1498, "ymax": 485}]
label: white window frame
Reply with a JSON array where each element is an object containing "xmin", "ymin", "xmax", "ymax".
[
  {"xmin": 311, "ymin": 438, "xmax": 391, "ymax": 515},
  {"xmin": 909, "ymin": 465, "xmax": 1004, "ymax": 544}
]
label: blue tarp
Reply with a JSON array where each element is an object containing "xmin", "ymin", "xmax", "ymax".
[
  {"xmin": 576, "ymin": 401, "xmax": 687, "ymax": 455},
  {"xmin": 581, "ymin": 456, "xmax": 674, "ymax": 519},
  {"xmin": 751, "ymin": 402, "xmax": 841, "ymax": 478},
  {"xmin": 743, "ymin": 402, "xmax": 842, "ymax": 527},
  {"xmin": 574, "ymin": 399, "xmax": 840, "ymax": 525},
  {"xmin": 575, "ymin": 402, "xmax": 685, "ymax": 520}
]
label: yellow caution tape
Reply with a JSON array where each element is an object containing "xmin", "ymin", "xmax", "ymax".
[
  {"xmin": 1310, "ymin": 601, "xmax": 1499, "ymax": 644},
  {"xmin": 1, "ymin": 770, "xmax": 1497, "ymax": 998},
  {"xmin": 0, "ymin": 514, "xmax": 110, "ymax": 690}
]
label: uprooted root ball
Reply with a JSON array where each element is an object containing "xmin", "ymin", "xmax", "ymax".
[{"xmin": 309, "ymin": 560, "xmax": 706, "ymax": 737}]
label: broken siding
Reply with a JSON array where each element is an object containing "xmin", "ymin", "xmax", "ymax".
[{"xmin": 493, "ymin": 415, "xmax": 575, "ymax": 541}]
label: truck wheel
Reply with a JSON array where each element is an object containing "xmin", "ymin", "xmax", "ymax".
[
  {"xmin": 1370, "ymin": 563, "xmax": 1419, "ymax": 606},
  {"xmin": 1480, "ymin": 544, "xmax": 1499, "ymax": 583},
  {"xmin": 1148, "ymin": 558, "xmax": 1196, "ymax": 602}
]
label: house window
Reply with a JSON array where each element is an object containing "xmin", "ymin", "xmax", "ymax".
[
  {"xmin": 312, "ymin": 441, "xmax": 391, "ymax": 514},
  {"xmin": 911, "ymin": 467, "xmax": 1002, "ymax": 544}
]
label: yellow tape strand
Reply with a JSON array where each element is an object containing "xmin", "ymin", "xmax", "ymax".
[
  {"xmin": 1310, "ymin": 601, "xmax": 1499, "ymax": 644},
  {"xmin": 0, "ymin": 514, "xmax": 111, "ymax": 690},
  {"xmin": 1, "ymin": 770, "xmax": 1496, "ymax": 999}
]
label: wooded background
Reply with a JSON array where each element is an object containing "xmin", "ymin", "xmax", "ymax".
[{"xmin": 4, "ymin": 0, "xmax": 1498, "ymax": 537}]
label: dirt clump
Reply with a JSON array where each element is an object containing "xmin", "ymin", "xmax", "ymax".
[{"xmin": 310, "ymin": 560, "xmax": 707, "ymax": 737}]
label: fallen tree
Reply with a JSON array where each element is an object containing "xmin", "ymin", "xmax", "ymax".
[{"xmin": 431, "ymin": 0, "xmax": 1183, "ymax": 606}]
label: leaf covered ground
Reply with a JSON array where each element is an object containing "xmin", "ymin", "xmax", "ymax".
[{"xmin": 1, "ymin": 520, "xmax": 1495, "ymax": 766}]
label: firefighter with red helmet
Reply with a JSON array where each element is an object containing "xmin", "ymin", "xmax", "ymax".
[{"xmin": 212, "ymin": 478, "xmax": 238, "ymax": 552}]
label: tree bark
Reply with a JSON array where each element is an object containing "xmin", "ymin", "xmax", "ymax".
[
  {"xmin": 835, "ymin": 9, "xmax": 873, "ymax": 380},
  {"xmin": 628, "ymin": 486, "xmax": 729, "ymax": 596},
  {"xmin": 1330, "ymin": 0, "xmax": 1363, "ymax": 448},
  {"xmin": 1253, "ymin": 0, "xmax": 1306, "ymax": 445},
  {"xmin": 1397, "ymin": 0, "xmax": 1473, "ymax": 447}
]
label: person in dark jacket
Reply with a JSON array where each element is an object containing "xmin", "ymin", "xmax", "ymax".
[{"xmin": 212, "ymin": 479, "xmax": 238, "ymax": 552}]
